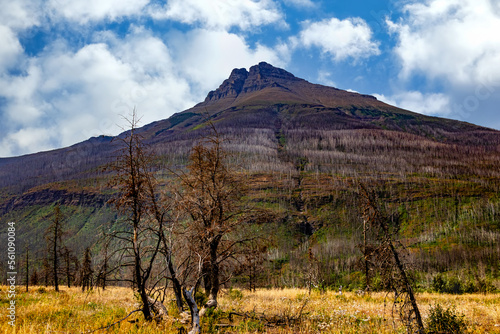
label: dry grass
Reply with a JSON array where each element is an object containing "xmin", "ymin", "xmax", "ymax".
[{"xmin": 1, "ymin": 286, "xmax": 499, "ymax": 333}]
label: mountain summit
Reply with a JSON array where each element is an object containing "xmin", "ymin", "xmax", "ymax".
[
  {"xmin": 205, "ymin": 62, "xmax": 302, "ymax": 102},
  {"xmin": 191, "ymin": 62, "xmax": 386, "ymax": 113}
]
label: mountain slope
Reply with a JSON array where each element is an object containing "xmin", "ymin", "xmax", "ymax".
[
  {"xmin": 1, "ymin": 62, "xmax": 500, "ymax": 203},
  {"xmin": 2, "ymin": 62, "xmax": 500, "ymax": 288}
]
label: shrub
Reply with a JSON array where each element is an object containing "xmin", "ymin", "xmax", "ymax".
[
  {"xmin": 203, "ymin": 307, "xmax": 225, "ymax": 333},
  {"xmin": 431, "ymin": 273, "xmax": 497, "ymax": 294},
  {"xmin": 432, "ymin": 274, "xmax": 464, "ymax": 294},
  {"xmin": 427, "ymin": 304, "xmax": 468, "ymax": 334}
]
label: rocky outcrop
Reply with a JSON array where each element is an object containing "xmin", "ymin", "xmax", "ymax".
[{"xmin": 204, "ymin": 62, "xmax": 303, "ymax": 102}]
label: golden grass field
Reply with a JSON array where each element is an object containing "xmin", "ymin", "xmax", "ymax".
[{"xmin": 1, "ymin": 285, "xmax": 499, "ymax": 333}]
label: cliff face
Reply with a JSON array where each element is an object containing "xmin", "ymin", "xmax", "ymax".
[
  {"xmin": 1, "ymin": 188, "xmax": 109, "ymax": 215},
  {"xmin": 205, "ymin": 62, "xmax": 302, "ymax": 102}
]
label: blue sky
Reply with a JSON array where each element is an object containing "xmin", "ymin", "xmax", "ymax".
[{"xmin": 1, "ymin": 0, "xmax": 500, "ymax": 157}]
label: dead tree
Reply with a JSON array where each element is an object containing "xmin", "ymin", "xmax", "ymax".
[
  {"xmin": 81, "ymin": 247, "xmax": 94, "ymax": 292},
  {"xmin": 359, "ymin": 184, "xmax": 424, "ymax": 334},
  {"xmin": 62, "ymin": 246, "xmax": 79, "ymax": 288},
  {"xmin": 143, "ymin": 166, "xmax": 185, "ymax": 313},
  {"xmin": 45, "ymin": 205, "xmax": 64, "ymax": 292},
  {"xmin": 95, "ymin": 239, "xmax": 110, "ymax": 290},
  {"xmin": 244, "ymin": 238, "xmax": 268, "ymax": 292},
  {"xmin": 174, "ymin": 124, "xmax": 248, "ymax": 312},
  {"xmin": 183, "ymin": 287, "xmax": 201, "ymax": 334},
  {"xmin": 25, "ymin": 246, "xmax": 29, "ymax": 292},
  {"xmin": 107, "ymin": 109, "xmax": 181, "ymax": 321}
]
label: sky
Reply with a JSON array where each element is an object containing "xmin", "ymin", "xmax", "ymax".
[{"xmin": 1, "ymin": 0, "xmax": 500, "ymax": 157}]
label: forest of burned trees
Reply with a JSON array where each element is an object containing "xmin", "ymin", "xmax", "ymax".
[{"xmin": 5, "ymin": 109, "xmax": 500, "ymax": 326}]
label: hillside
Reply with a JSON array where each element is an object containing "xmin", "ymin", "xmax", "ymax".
[
  {"xmin": 1, "ymin": 62, "xmax": 500, "ymax": 291},
  {"xmin": 2, "ymin": 62, "xmax": 499, "ymax": 193}
]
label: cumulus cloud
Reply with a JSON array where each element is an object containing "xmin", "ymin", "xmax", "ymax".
[
  {"xmin": 0, "ymin": 23, "xmax": 288, "ymax": 157},
  {"xmin": 293, "ymin": 17, "xmax": 380, "ymax": 61},
  {"xmin": 0, "ymin": 25, "xmax": 24, "ymax": 70},
  {"xmin": 2, "ymin": 127, "xmax": 56, "ymax": 156},
  {"xmin": 149, "ymin": 0, "xmax": 283, "ymax": 30},
  {"xmin": 0, "ymin": 29, "xmax": 197, "ymax": 157},
  {"xmin": 373, "ymin": 91, "xmax": 451, "ymax": 117},
  {"xmin": 0, "ymin": 0, "xmax": 42, "ymax": 30},
  {"xmin": 388, "ymin": 0, "xmax": 500, "ymax": 86}
]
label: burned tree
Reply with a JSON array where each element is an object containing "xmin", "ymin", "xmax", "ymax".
[
  {"xmin": 175, "ymin": 125, "xmax": 248, "ymax": 312},
  {"xmin": 107, "ymin": 111, "xmax": 159, "ymax": 320},
  {"xmin": 45, "ymin": 205, "xmax": 64, "ymax": 292},
  {"xmin": 107, "ymin": 110, "xmax": 183, "ymax": 321},
  {"xmin": 95, "ymin": 239, "xmax": 110, "ymax": 290},
  {"xmin": 62, "ymin": 246, "xmax": 79, "ymax": 288},
  {"xmin": 358, "ymin": 183, "xmax": 424, "ymax": 334},
  {"xmin": 25, "ymin": 246, "xmax": 29, "ymax": 292},
  {"xmin": 81, "ymin": 247, "xmax": 93, "ymax": 292}
]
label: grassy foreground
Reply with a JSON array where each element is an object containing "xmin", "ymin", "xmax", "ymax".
[{"xmin": 1, "ymin": 286, "xmax": 499, "ymax": 333}]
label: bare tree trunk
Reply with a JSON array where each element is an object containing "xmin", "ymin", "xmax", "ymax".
[
  {"xmin": 50, "ymin": 206, "xmax": 62, "ymax": 292},
  {"xmin": 53, "ymin": 220, "xmax": 59, "ymax": 292},
  {"xmin": 133, "ymin": 226, "xmax": 152, "ymax": 321},
  {"xmin": 389, "ymin": 242, "xmax": 425, "ymax": 333},
  {"xmin": 207, "ymin": 239, "xmax": 220, "ymax": 308},
  {"xmin": 64, "ymin": 248, "xmax": 71, "ymax": 288},
  {"xmin": 363, "ymin": 218, "xmax": 370, "ymax": 291},
  {"xmin": 102, "ymin": 246, "xmax": 108, "ymax": 290},
  {"xmin": 166, "ymin": 250, "xmax": 184, "ymax": 312},
  {"xmin": 25, "ymin": 246, "xmax": 29, "ymax": 292},
  {"xmin": 183, "ymin": 287, "xmax": 201, "ymax": 334}
]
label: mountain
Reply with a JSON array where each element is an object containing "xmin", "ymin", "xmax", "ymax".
[
  {"xmin": 2, "ymin": 61, "xmax": 500, "ymax": 199},
  {"xmin": 1, "ymin": 62, "xmax": 500, "ymax": 266}
]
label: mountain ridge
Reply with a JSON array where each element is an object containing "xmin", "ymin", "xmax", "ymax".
[{"xmin": 188, "ymin": 62, "xmax": 396, "ymax": 114}]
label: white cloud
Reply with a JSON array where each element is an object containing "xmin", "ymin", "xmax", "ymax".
[
  {"xmin": 149, "ymin": 0, "xmax": 283, "ymax": 30},
  {"xmin": 388, "ymin": 0, "xmax": 500, "ymax": 86},
  {"xmin": 0, "ymin": 16, "xmax": 290, "ymax": 157},
  {"xmin": 0, "ymin": 0, "xmax": 42, "ymax": 30},
  {"xmin": 0, "ymin": 29, "xmax": 197, "ymax": 157},
  {"xmin": 294, "ymin": 17, "xmax": 380, "ymax": 61},
  {"xmin": 1, "ymin": 127, "xmax": 56, "ymax": 156},
  {"xmin": 0, "ymin": 25, "xmax": 24, "ymax": 70},
  {"xmin": 170, "ymin": 29, "xmax": 287, "ymax": 94},
  {"xmin": 373, "ymin": 91, "xmax": 451, "ymax": 116},
  {"xmin": 316, "ymin": 71, "xmax": 337, "ymax": 87},
  {"xmin": 47, "ymin": 0, "xmax": 150, "ymax": 24}
]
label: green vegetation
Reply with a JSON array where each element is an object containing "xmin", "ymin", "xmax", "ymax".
[{"xmin": 427, "ymin": 304, "xmax": 468, "ymax": 334}]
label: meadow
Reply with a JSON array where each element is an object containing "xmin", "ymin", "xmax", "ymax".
[{"xmin": 1, "ymin": 286, "xmax": 499, "ymax": 333}]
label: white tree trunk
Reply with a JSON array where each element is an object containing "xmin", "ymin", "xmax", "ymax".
[{"xmin": 183, "ymin": 287, "xmax": 201, "ymax": 334}]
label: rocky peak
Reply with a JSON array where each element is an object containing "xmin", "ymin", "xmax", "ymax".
[
  {"xmin": 248, "ymin": 62, "xmax": 298, "ymax": 82},
  {"xmin": 204, "ymin": 62, "xmax": 302, "ymax": 102}
]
